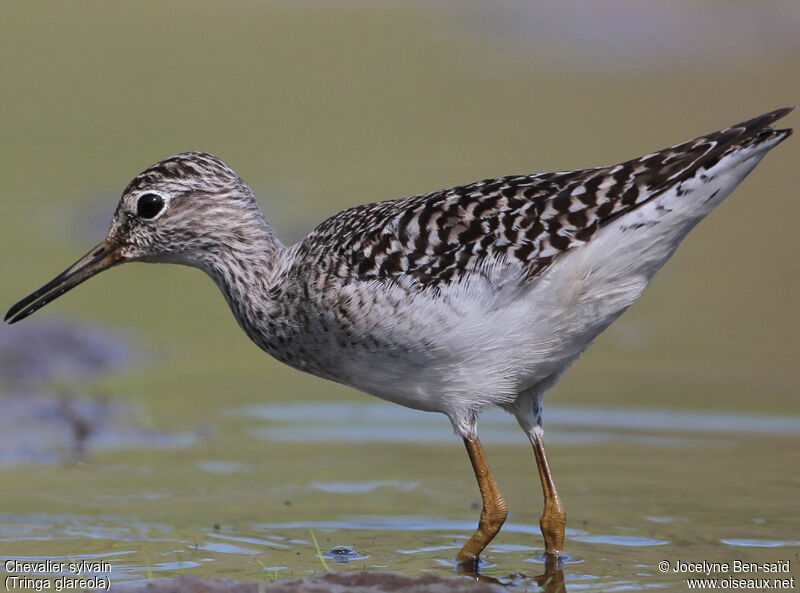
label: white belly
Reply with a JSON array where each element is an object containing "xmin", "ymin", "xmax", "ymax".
[{"xmin": 326, "ymin": 144, "xmax": 772, "ymax": 422}]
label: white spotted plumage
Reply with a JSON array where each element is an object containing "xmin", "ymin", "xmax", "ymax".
[{"xmin": 5, "ymin": 107, "xmax": 793, "ymax": 564}]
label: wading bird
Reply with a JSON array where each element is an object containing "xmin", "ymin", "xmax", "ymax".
[{"xmin": 6, "ymin": 108, "xmax": 793, "ymax": 569}]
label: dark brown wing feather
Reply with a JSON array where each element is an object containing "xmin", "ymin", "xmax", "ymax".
[{"xmin": 299, "ymin": 108, "xmax": 793, "ymax": 289}]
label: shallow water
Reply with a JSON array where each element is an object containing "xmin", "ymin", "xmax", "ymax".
[{"xmin": 1, "ymin": 387, "xmax": 798, "ymax": 590}]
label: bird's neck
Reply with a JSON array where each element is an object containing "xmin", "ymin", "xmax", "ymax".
[{"xmin": 195, "ymin": 220, "xmax": 291, "ymax": 345}]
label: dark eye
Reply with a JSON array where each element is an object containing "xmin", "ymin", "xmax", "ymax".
[{"xmin": 136, "ymin": 193, "xmax": 165, "ymax": 219}]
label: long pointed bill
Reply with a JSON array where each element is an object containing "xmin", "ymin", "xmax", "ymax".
[{"xmin": 5, "ymin": 239, "xmax": 124, "ymax": 324}]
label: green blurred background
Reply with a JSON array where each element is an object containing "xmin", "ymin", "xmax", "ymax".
[
  {"xmin": 2, "ymin": 1, "xmax": 797, "ymax": 415},
  {"xmin": 1, "ymin": 1, "xmax": 798, "ymax": 586}
]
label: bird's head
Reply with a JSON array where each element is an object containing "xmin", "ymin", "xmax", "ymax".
[{"xmin": 6, "ymin": 152, "xmax": 269, "ymax": 324}]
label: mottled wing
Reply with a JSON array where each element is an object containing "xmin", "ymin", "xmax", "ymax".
[{"xmin": 301, "ymin": 108, "xmax": 792, "ymax": 289}]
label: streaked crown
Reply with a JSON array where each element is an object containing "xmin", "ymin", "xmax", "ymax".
[{"xmin": 109, "ymin": 152, "xmax": 271, "ymax": 266}]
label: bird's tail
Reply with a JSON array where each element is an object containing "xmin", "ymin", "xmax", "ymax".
[{"xmin": 644, "ymin": 106, "xmax": 794, "ymax": 196}]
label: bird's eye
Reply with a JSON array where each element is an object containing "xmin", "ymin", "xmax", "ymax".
[{"xmin": 136, "ymin": 193, "xmax": 165, "ymax": 219}]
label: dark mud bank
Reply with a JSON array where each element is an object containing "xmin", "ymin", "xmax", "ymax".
[{"xmin": 122, "ymin": 572, "xmax": 508, "ymax": 593}]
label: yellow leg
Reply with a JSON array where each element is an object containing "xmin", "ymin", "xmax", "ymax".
[
  {"xmin": 530, "ymin": 429, "xmax": 566, "ymax": 557},
  {"xmin": 457, "ymin": 436, "xmax": 508, "ymax": 568}
]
